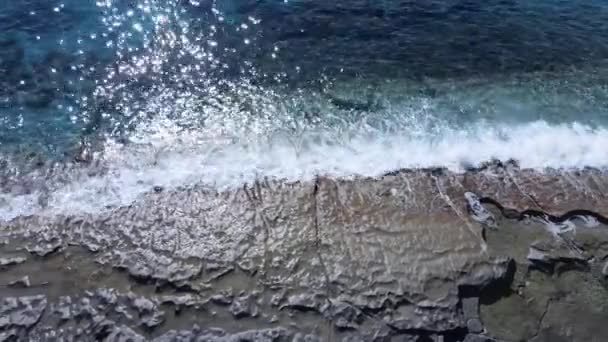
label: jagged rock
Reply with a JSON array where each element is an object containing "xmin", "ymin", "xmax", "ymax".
[
  {"xmin": 526, "ymin": 246, "xmax": 594, "ymax": 281},
  {"xmin": 465, "ymin": 192, "xmax": 497, "ymax": 228},
  {"xmin": 105, "ymin": 325, "xmax": 145, "ymax": 342},
  {"xmin": 90, "ymin": 315, "xmax": 115, "ymax": 339},
  {"xmin": 113, "ymin": 249, "xmax": 201, "ymax": 285},
  {"xmin": 281, "ymin": 294, "xmax": 326, "ymax": 312},
  {"xmin": 0, "ymin": 256, "xmax": 26, "ymax": 267},
  {"xmin": 210, "ymin": 289, "xmax": 234, "ymax": 306},
  {"xmin": 160, "ymin": 294, "xmax": 199, "ymax": 308},
  {"xmin": 229, "ymin": 294, "xmax": 258, "ymax": 319},
  {"xmin": 0, "ymin": 295, "xmax": 47, "ymax": 330},
  {"xmin": 153, "ymin": 330, "xmax": 197, "ymax": 342},
  {"xmin": 292, "ymin": 333, "xmax": 323, "ymax": 342},
  {"xmin": 95, "ymin": 288, "xmax": 118, "ymax": 305},
  {"xmin": 53, "ymin": 296, "xmax": 73, "ymax": 321},
  {"xmin": 527, "ymin": 247, "xmax": 548, "ymax": 263},
  {"xmin": 0, "ymin": 329, "xmax": 19, "ymax": 342},
  {"xmin": 223, "ymin": 327, "xmax": 293, "ymax": 341},
  {"xmin": 8, "ymin": 276, "xmax": 30, "ymax": 288},
  {"xmin": 153, "ymin": 327, "xmax": 294, "ymax": 341},
  {"xmin": 270, "ymin": 291, "xmax": 286, "ymax": 307},
  {"xmin": 1, "ymin": 167, "xmax": 608, "ymax": 340},
  {"xmin": 73, "ymin": 297, "xmax": 98, "ymax": 319},
  {"xmin": 132, "ymin": 297, "xmax": 155, "ymax": 312},
  {"xmin": 331, "ymin": 303, "xmax": 363, "ymax": 330},
  {"xmin": 205, "ymin": 265, "xmax": 234, "ymax": 281},
  {"xmin": 131, "ymin": 296, "xmax": 165, "ymax": 329},
  {"xmin": 25, "ymin": 236, "xmax": 63, "ymax": 257}
]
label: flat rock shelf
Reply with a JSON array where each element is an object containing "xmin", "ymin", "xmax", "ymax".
[{"xmin": 1, "ymin": 162, "xmax": 608, "ymax": 341}]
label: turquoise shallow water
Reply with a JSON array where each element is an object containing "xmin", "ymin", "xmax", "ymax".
[{"xmin": 1, "ymin": 0, "xmax": 608, "ymax": 219}]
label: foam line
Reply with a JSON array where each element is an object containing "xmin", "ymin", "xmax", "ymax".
[{"xmin": 1, "ymin": 120, "xmax": 607, "ymax": 221}]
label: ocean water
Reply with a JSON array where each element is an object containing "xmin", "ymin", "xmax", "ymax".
[{"xmin": 1, "ymin": 0, "xmax": 608, "ymax": 219}]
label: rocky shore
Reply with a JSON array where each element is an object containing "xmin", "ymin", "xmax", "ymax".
[{"xmin": 1, "ymin": 162, "xmax": 608, "ymax": 341}]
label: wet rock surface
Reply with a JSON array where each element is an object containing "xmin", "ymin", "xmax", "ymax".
[
  {"xmin": 1, "ymin": 164, "xmax": 608, "ymax": 340},
  {"xmin": 0, "ymin": 295, "xmax": 47, "ymax": 340}
]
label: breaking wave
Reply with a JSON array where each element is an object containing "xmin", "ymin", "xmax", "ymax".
[
  {"xmin": 2, "ymin": 0, "xmax": 608, "ymax": 220},
  {"xmin": 1, "ymin": 118, "xmax": 607, "ymax": 221}
]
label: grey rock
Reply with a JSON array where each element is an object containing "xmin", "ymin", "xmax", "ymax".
[
  {"xmin": 73, "ymin": 297, "xmax": 97, "ymax": 319},
  {"xmin": 153, "ymin": 327, "xmax": 293, "ymax": 342},
  {"xmin": 153, "ymin": 330, "xmax": 195, "ymax": 342},
  {"xmin": 0, "ymin": 329, "xmax": 19, "ymax": 342},
  {"xmin": 464, "ymin": 334, "xmax": 494, "ymax": 342},
  {"xmin": 211, "ymin": 289, "xmax": 234, "ymax": 306},
  {"xmin": 270, "ymin": 291, "xmax": 286, "ymax": 307},
  {"xmin": 131, "ymin": 296, "xmax": 165, "ymax": 329},
  {"xmin": 132, "ymin": 297, "xmax": 155, "ymax": 312},
  {"xmin": 105, "ymin": 325, "xmax": 145, "ymax": 342},
  {"xmin": 1, "ymin": 167, "xmax": 608, "ymax": 340},
  {"xmin": 0, "ymin": 256, "xmax": 26, "ymax": 266},
  {"xmin": 90, "ymin": 314, "xmax": 114, "ymax": 338},
  {"xmin": 0, "ymin": 295, "xmax": 47, "ymax": 329},
  {"xmin": 53, "ymin": 296, "xmax": 73, "ymax": 321},
  {"xmin": 114, "ymin": 250, "xmax": 201, "ymax": 285},
  {"xmin": 526, "ymin": 243, "xmax": 589, "ymax": 273},
  {"xmin": 527, "ymin": 247, "xmax": 548, "ymax": 263},
  {"xmin": 95, "ymin": 288, "xmax": 118, "ymax": 305},
  {"xmin": 466, "ymin": 318, "xmax": 484, "ymax": 334},
  {"xmin": 25, "ymin": 237, "xmax": 62, "ymax": 257},
  {"xmin": 293, "ymin": 333, "xmax": 323, "ymax": 342},
  {"xmin": 226, "ymin": 327, "xmax": 293, "ymax": 341},
  {"xmin": 332, "ymin": 303, "xmax": 362, "ymax": 330},
  {"xmin": 461, "ymin": 297, "xmax": 480, "ymax": 319},
  {"xmin": 464, "ymin": 192, "xmax": 497, "ymax": 229},
  {"xmin": 230, "ymin": 295, "xmax": 258, "ymax": 319},
  {"xmin": 282, "ymin": 294, "xmax": 325, "ymax": 312},
  {"xmin": 160, "ymin": 294, "xmax": 198, "ymax": 308},
  {"xmin": 8, "ymin": 276, "xmax": 31, "ymax": 288}
]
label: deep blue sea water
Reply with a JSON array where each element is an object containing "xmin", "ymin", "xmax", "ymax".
[{"xmin": 1, "ymin": 0, "xmax": 608, "ymax": 219}]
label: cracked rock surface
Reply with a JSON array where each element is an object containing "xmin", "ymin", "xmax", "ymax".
[{"xmin": 1, "ymin": 163, "xmax": 608, "ymax": 340}]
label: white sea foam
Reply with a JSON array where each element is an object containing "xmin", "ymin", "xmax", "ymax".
[{"xmin": 1, "ymin": 120, "xmax": 607, "ymax": 221}]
